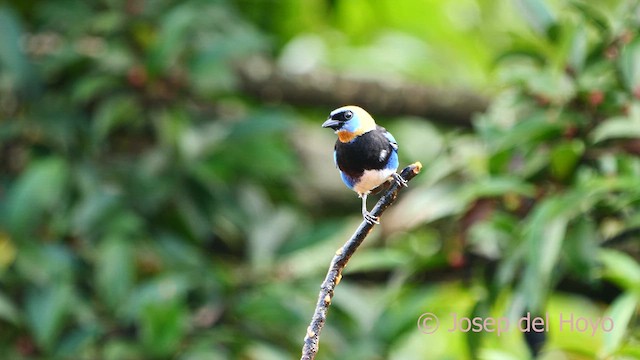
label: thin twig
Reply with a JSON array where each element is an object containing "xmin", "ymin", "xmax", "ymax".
[{"xmin": 300, "ymin": 162, "xmax": 423, "ymax": 360}]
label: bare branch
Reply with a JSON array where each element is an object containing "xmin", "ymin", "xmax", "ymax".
[
  {"xmin": 300, "ymin": 162, "xmax": 423, "ymax": 360},
  {"xmin": 236, "ymin": 57, "xmax": 487, "ymax": 127}
]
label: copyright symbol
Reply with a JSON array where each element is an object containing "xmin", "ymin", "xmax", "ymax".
[{"xmin": 417, "ymin": 312, "xmax": 439, "ymax": 334}]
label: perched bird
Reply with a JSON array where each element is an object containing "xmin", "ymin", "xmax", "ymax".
[{"xmin": 322, "ymin": 105, "xmax": 407, "ymax": 224}]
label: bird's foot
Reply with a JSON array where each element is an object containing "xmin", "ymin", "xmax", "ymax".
[
  {"xmin": 363, "ymin": 211, "xmax": 380, "ymax": 225},
  {"xmin": 392, "ymin": 172, "xmax": 408, "ymax": 188}
]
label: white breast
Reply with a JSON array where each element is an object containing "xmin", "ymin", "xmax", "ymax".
[{"xmin": 352, "ymin": 168, "xmax": 396, "ymax": 195}]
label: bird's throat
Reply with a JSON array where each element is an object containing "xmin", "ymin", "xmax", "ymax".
[{"xmin": 337, "ymin": 129, "xmax": 363, "ymax": 143}]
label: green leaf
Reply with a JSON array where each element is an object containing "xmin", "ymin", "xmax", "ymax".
[
  {"xmin": 601, "ymin": 292, "xmax": 640, "ymax": 357},
  {"xmin": 122, "ymin": 275, "xmax": 191, "ymax": 320},
  {"xmin": 460, "ymin": 176, "xmax": 536, "ymax": 200},
  {"xmin": 92, "ymin": 95, "xmax": 141, "ymax": 143},
  {"xmin": 179, "ymin": 338, "xmax": 231, "ymax": 360},
  {"xmin": 0, "ymin": 291, "xmax": 20, "ymax": 325},
  {"xmin": 599, "ymin": 249, "xmax": 640, "ymax": 291},
  {"xmin": 334, "ymin": 283, "xmax": 388, "ymax": 331},
  {"xmin": 25, "ymin": 284, "xmax": 73, "ymax": 350},
  {"xmin": 550, "ymin": 140, "xmax": 584, "ymax": 181},
  {"xmin": 0, "ymin": 6, "xmax": 39, "ymax": 95},
  {"xmin": 71, "ymin": 189, "xmax": 122, "ymax": 236},
  {"xmin": 147, "ymin": 4, "xmax": 196, "ymax": 74},
  {"xmin": 103, "ymin": 340, "xmax": 143, "ymax": 360},
  {"xmin": 95, "ymin": 235, "xmax": 135, "ymax": 311},
  {"xmin": 347, "ymin": 248, "xmax": 407, "ymax": 273},
  {"xmin": 466, "ymin": 301, "xmax": 488, "ymax": 359},
  {"xmin": 140, "ymin": 300, "xmax": 187, "ymax": 357},
  {"xmin": 563, "ymin": 217, "xmax": 598, "ymax": 279},
  {"xmin": 156, "ymin": 233, "xmax": 206, "ymax": 269},
  {"xmin": 569, "ymin": 1, "xmax": 611, "ymax": 34},
  {"xmin": 55, "ymin": 325, "xmax": 100, "ymax": 358},
  {"xmin": 514, "ymin": 0, "xmax": 556, "ymax": 34},
  {"xmin": 490, "ymin": 112, "xmax": 566, "ymax": 152},
  {"xmin": 519, "ymin": 191, "xmax": 595, "ymax": 312},
  {"xmin": 15, "ymin": 244, "xmax": 76, "ymax": 285},
  {"xmin": 4, "ymin": 157, "xmax": 69, "ymax": 237},
  {"xmin": 0, "ymin": 232, "xmax": 17, "ymax": 272},
  {"xmin": 71, "ymin": 75, "xmax": 119, "ymax": 104},
  {"xmin": 567, "ymin": 23, "xmax": 588, "ymax": 72},
  {"xmin": 242, "ymin": 342, "xmax": 293, "ymax": 360},
  {"xmin": 526, "ymin": 70, "xmax": 576, "ymax": 103},
  {"xmin": 591, "ymin": 116, "xmax": 640, "ymax": 143},
  {"xmin": 619, "ymin": 38, "xmax": 640, "ymax": 92},
  {"xmin": 477, "ymin": 349, "xmax": 528, "ymax": 360},
  {"xmin": 468, "ymin": 212, "xmax": 518, "ymax": 260},
  {"xmin": 388, "ymin": 183, "xmax": 466, "ymax": 225},
  {"xmin": 247, "ymin": 206, "xmax": 299, "ymax": 272}
]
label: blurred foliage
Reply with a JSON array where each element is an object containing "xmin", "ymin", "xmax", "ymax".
[
  {"xmin": 0, "ymin": 0, "xmax": 639, "ymax": 359},
  {"xmin": 238, "ymin": 0, "xmax": 523, "ymax": 86},
  {"xmin": 466, "ymin": 1, "xmax": 640, "ymax": 356}
]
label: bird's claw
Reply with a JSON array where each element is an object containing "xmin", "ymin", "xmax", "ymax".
[
  {"xmin": 363, "ymin": 211, "xmax": 380, "ymax": 225},
  {"xmin": 392, "ymin": 172, "xmax": 408, "ymax": 188}
]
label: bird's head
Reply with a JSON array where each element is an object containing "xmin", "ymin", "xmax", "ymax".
[{"xmin": 322, "ymin": 105, "xmax": 377, "ymax": 142}]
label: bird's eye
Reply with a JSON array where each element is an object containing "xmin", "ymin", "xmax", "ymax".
[{"xmin": 344, "ymin": 111, "xmax": 353, "ymax": 120}]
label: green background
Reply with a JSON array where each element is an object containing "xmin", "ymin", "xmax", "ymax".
[{"xmin": 0, "ymin": 0, "xmax": 639, "ymax": 359}]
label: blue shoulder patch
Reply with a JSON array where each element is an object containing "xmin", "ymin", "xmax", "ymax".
[
  {"xmin": 385, "ymin": 149, "xmax": 399, "ymax": 170},
  {"xmin": 380, "ymin": 128, "xmax": 399, "ymax": 170},
  {"xmin": 383, "ymin": 130, "xmax": 398, "ymax": 151},
  {"xmin": 382, "ymin": 128, "xmax": 398, "ymax": 151}
]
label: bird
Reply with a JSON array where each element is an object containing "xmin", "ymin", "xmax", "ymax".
[{"xmin": 322, "ymin": 105, "xmax": 407, "ymax": 224}]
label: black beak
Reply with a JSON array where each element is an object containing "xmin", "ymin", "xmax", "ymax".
[{"xmin": 322, "ymin": 118, "xmax": 341, "ymax": 130}]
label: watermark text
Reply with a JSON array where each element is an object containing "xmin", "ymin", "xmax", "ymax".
[{"xmin": 417, "ymin": 312, "xmax": 614, "ymax": 336}]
